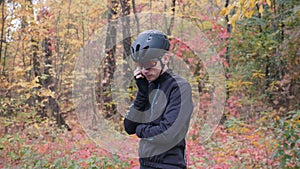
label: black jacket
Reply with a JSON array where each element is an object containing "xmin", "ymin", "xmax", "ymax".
[{"xmin": 124, "ymin": 69, "xmax": 194, "ymax": 169}]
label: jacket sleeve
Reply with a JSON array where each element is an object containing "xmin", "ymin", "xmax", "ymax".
[
  {"xmin": 124, "ymin": 117, "xmax": 139, "ymax": 134},
  {"xmin": 124, "ymin": 90, "xmax": 150, "ymax": 135},
  {"xmin": 135, "ymin": 82, "xmax": 193, "ymax": 144}
]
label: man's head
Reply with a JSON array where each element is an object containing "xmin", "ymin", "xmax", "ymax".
[{"xmin": 131, "ymin": 30, "xmax": 170, "ymax": 81}]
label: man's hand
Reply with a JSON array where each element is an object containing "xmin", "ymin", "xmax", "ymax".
[
  {"xmin": 134, "ymin": 67, "xmax": 148, "ymax": 94},
  {"xmin": 134, "ymin": 67, "xmax": 144, "ymax": 79}
]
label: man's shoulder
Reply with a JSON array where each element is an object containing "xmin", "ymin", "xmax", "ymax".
[
  {"xmin": 169, "ymin": 70, "xmax": 189, "ymax": 83},
  {"xmin": 165, "ymin": 70, "xmax": 191, "ymax": 89}
]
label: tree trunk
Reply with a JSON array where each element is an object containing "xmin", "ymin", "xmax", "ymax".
[
  {"xmin": 27, "ymin": 0, "xmax": 70, "ymax": 130},
  {"xmin": 221, "ymin": 0, "xmax": 231, "ymax": 125},
  {"xmin": 225, "ymin": 0, "xmax": 231, "ymax": 98},
  {"xmin": 57, "ymin": 0, "xmax": 71, "ymax": 93},
  {"xmin": 167, "ymin": 0, "xmax": 176, "ymax": 36},
  {"xmin": 40, "ymin": 38, "xmax": 70, "ymax": 130},
  {"xmin": 131, "ymin": 0, "xmax": 140, "ymax": 33},
  {"xmin": 1, "ymin": 29, "xmax": 8, "ymax": 75},
  {"xmin": 120, "ymin": 0, "xmax": 131, "ymax": 59},
  {"xmin": 0, "ymin": 0, "xmax": 5, "ymax": 62},
  {"xmin": 102, "ymin": 0, "xmax": 119, "ymax": 119},
  {"xmin": 149, "ymin": 0, "xmax": 153, "ymax": 27},
  {"xmin": 277, "ymin": 2, "xmax": 285, "ymax": 80}
]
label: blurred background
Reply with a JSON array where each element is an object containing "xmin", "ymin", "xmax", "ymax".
[{"xmin": 0, "ymin": 0, "xmax": 299, "ymax": 168}]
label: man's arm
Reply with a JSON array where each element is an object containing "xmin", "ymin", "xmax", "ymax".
[
  {"xmin": 124, "ymin": 69, "xmax": 149, "ymax": 135},
  {"xmin": 135, "ymin": 82, "xmax": 193, "ymax": 144},
  {"xmin": 124, "ymin": 105, "xmax": 140, "ymax": 134}
]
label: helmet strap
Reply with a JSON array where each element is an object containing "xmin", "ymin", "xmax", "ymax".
[{"xmin": 159, "ymin": 59, "xmax": 165, "ymax": 76}]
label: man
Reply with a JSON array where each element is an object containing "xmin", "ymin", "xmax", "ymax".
[{"xmin": 124, "ymin": 30, "xmax": 194, "ymax": 169}]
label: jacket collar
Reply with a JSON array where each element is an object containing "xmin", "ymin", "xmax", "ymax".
[{"xmin": 152, "ymin": 69, "xmax": 173, "ymax": 84}]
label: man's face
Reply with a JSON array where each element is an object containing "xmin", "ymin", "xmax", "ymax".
[{"xmin": 136, "ymin": 59, "xmax": 162, "ymax": 81}]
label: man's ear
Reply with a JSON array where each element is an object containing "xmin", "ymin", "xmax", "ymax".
[{"xmin": 162, "ymin": 54, "xmax": 170, "ymax": 64}]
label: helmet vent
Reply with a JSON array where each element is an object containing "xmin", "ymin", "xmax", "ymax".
[
  {"xmin": 147, "ymin": 35, "xmax": 152, "ymax": 42},
  {"xmin": 136, "ymin": 44, "xmax": 140, "ymax": 52},
  {"xmin": 131, "ymin": 46, "xmax": 134, "ymax": 54}
]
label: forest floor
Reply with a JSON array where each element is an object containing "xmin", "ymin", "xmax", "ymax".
[{"xmin": 0, "ymin": 111, "xmax": 299, "ymax": 169}]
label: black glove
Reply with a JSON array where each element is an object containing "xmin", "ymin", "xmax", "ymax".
[
  {"xmin": 134, "ymin": 76, "xmax": 149, "ymax": 110},
  {"xmin": 135, "ymin": 76, "xmax": 149, "ymax": 95}
]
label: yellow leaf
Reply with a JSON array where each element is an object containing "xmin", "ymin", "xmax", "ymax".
[
  {"xmin": 252, "ymin": 72, "xmax": 265, "ymax": 78},
  {"xmin": 266, "ymin": 0, "xmax": 271, "ymax": 6},
  {"xmin": 244, "ymin": 10, "xmax": 254, "ymax": 18},
  {"xmin": 34, "ymin": 123, "xmax": 39, "ymax": 130},
  {"xmin": 259, "ymin": 5, "xmax": 264, "ymax": 16},
  {"xmin": 26, "ymin": 93, "xmax": 31, "ymax": 99},
  {"xmin": 220, "ymin": 8, "xmax": 228, "ymax": 16},
  {"xmin": 249, "ymin": 0, "xmax": 256, "ymax": 8},
  {"xmin": 228, "ymin": 13, "xmax": 239, "ymax": 28},
  {"xmin": 242, "ymin": 81, "xmax": 253, "ymax": 85},
  {"xmin": 29, "ymin": 76, "xmax": 41, "ymax": 89},
  {"xmin": 252, "ymin": 141, "xmax": 259, "ymax": 147}
]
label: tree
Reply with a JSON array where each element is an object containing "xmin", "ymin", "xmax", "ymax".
[
  {"xmin": 101, "ymin": 0, "xmax": 119, "ymax": 119},
  {"xmin": 0, "ymin": 0, "xmax": 6, "ymax": 63},
  {"xmin": 120, "ymin": 0, "xmax": 131, "ymax": 60},
  {"xmin": 221, "ymin": 0, "xmax": 300, "ymax": 113}
]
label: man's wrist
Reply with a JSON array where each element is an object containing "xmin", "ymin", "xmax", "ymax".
[{"xmin": 135, "ymin": 124, "xmax": 146, "ymax": 138}]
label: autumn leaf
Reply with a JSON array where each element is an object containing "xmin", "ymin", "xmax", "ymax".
[
  {"xmin": 259, "ymin": 5, "xmax": 264, "ymax": 16},
  {"xmin": 244, "ymin": 10, "xmax": 254, "ymax": 18},
  {"xmin": 220, "ymin": 8, "xmax": 228, "ymax": 16},
  {"xmin": 249, "ymin": 0, "xmax": 256, "ymax": 9},
  {"xmin": 34, "ymin": 123, "xmax": 39, "ymax": 130},
  {"xmin": 26, "ymin": 93, "xmax": 31, "ymax": 99}
]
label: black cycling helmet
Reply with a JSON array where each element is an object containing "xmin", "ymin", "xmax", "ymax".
[{"xmin": 131, "ymin": 30, "xmax": 170, "ymax": 63}]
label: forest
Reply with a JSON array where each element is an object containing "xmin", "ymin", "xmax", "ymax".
[{"xmin": 0, "ymin": 0, "xmax": 299, "ymax": 168}]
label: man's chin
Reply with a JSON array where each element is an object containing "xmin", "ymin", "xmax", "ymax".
[
  {"xmin": 145, "ymin": 75, "xmax": 154, "ymax": 81},
  {"xmin": 145, "ymin": 77, "xmax": 152, "ymax": 81}
]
